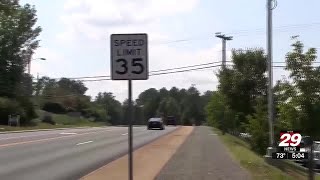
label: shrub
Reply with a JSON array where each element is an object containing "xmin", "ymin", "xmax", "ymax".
[
  {"xmin": 93, "ymin": 109, "xmax": 108, "ymax": 122},
  {"xmin": 41, "ymin": 113, "xmax": 56, "ymax": 125},
  {"xmin": 16, "ymin": 96, "xmax": 38, "ymax": 125},
  {"xmin": 66, "ymin": 107, "xmax": 76, "ymax": 112},
  {"xmin": 246, "ymin": 99, "xmax": 269, "ymax": 155},
  {"xmin": 42, "ymin": 102, "xmax": 66, "ymax": 114},
  {"xmin": 0, "ymin": 97, "xmax": 26, "ymax": 125}
]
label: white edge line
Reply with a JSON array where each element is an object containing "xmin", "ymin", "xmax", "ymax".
[
  {"xmin": 60, "ymin": 132, "xmax": 78, "ymax": 135},
  {"xmin": 0, "ymin": 128, "xmax": 114, "ymax": 141},
  {"xmin": 76, "ymin": 141, "xmax": 93, "ymax": 146}
]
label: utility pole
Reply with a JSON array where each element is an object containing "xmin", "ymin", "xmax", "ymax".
[
  {"xmin": 215, "ymin": 32, "xmax": 232, "ymax": 135},
  {"xmin": 266, "ymin": 0, "xmax": 277, "ymax": 156},
  {"xmin": 215, "ymin": 32, "xmax": 233, "ymax": 69}
]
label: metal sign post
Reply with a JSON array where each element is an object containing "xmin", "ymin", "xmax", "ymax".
[
  {"xmin": 110, "ymin": 33, "xmax": 148, "ymax": 180},
  {"xmin": 128, "ymin": 79, "xmax": 133, "ymax": 180}
]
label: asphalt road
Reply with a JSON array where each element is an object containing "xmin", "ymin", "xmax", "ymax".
[{"xmin": 0, "ymin": 126, "xmax": 177, "ymax": 180}]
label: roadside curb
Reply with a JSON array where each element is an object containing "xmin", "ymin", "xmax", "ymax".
[{"xmin": 0, "ymin": 126, "xmax": 106, "ymax": 134}]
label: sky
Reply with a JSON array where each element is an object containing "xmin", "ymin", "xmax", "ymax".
[{"xmin": 21, "ymin": 0, "xmax": 320, "ymax": 102}]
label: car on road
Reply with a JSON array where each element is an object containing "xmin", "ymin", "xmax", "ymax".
[
  {"xmin": 147, "ymin": 118, "xmax": 165, "ymax": 130},
  {"xmin": 295, "ymin": 136, "xmax": 309, "ymax": 164},
  {"xmin": 299, "ymin": 140, "xmax": 320, "ymax": 168},
  {"xmin": 166, "ymin": 116, "xmax": 177, "ymax": 126},
  {"xmin": 313, "ymin": 141, "xmax": 320, "ymax": 168}
]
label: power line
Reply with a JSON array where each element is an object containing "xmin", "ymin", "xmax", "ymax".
[
  {"xmin": 150, "ymin": 64, "xmax": 222, "ymax": 76},
  {"xmin": 150, "ymin": 61, "xmax": 222, "ymax": 73},
  {"xmin": 43, "ymin": 60, "xmax": 320, "ymax": 81},
  {"xmin": 47, "ymin": 61, "xmax": 224, "ymax": 80},
  {"xmin": 80, "ymin": 64, "xmax": 223, "ymax": 82},
  {"xmin": 37, "ymin": 63, "xmax": 317, "ymax": 98}
]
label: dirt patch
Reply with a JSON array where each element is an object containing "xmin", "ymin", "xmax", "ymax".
[{"xmin": 81, "ymin": 126, "xmax": 194, "ymax": 180}]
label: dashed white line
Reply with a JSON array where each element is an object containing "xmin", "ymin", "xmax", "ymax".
[
  {"xmin": 60, "ymin": 132, "xmax": 78, "ymax": 135},
  {"xmin": 122, "ymin": 133, "xmax": 128, "ymax": 136},
  {"xmin": 76, "ymin": 141, "xmax": 93, "ymax": 146}
]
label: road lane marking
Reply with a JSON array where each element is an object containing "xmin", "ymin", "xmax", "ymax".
[
  {"xmin": 76, "ymin": 141, "xmax": 93, "ymax": 146},
  {"xmin": 121, "ymin": 133, "xmax": 128, "ymax": 136},
  {"xmin": 60, "ymin": 132, "xmax": 78, "ymax": 135},
  {"xmin": 0, "ymin": 129, "xmax": 110, "ymax": 141},
  {"xmin": 209, "ymin": 133, "xmax": 218, "ymax": 136},
  {"xmin": 0, "ymin": 129, "xmax": 115, "ymax": 148}
]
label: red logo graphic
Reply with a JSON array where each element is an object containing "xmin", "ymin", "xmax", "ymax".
[{"xmin": 279, "ymin": 131, "xmax": 301, "ymax": 147}]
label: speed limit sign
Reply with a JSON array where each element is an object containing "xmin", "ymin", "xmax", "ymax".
[{"xmin": 110, "ymin": 34, "xmax": 148, "ymax": 80}]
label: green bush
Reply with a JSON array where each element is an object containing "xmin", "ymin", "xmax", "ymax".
[
  {"xmin": 66, "ymin": 107, "xmax": 76, "ymax": 112},
  {"xmin": 42, "ymin": 102, "xmax": 66, "ymax": 114},
  {"xmin": 16, "ymin": 96, "xmax": 38, "ymax": 125},
  {"xmin": 93, "ymin": 109, "xmax": 108, "ymax": 122},
  {"xmin": 246, "ymin": 99, "xmax": 269, "ymax": 155},
  {"xmin": 0, "ymin": 97, "xmax": 25, "ymax": 125},
  {"xmin": 41, "ymin": 113, "xmax": 56, "ymax": 125}
]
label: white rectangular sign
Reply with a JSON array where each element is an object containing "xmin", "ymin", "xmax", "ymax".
[{"xmin": 110, "ymin": 34, "xmax": 148, "ymax": 80}]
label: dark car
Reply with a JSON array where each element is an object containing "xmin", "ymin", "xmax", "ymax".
[
  {"xmin": 166, "ymin": 116, "xmax": 177, "ymax": 126},
  {"xmin": 147, "ymin": 118, "xmax": 165, "ymax": 130}
]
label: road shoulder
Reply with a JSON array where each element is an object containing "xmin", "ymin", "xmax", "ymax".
[
  {"xmin": 81, "ymin": 126, "xmax": 194, "ymax": 180},
  {"xmin": 156, "ymin": 126, "xmax": 251, "ymax": 180}
]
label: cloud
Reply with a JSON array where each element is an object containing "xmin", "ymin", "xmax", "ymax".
[
  {"xmin": 56, "ymin": 0, "xmax": 223, "ymax": 102},
  {"xmin": 57, "ymin": 0, "xmax": 199, "ymax": 43},
  {"xmin": 30, "ymin": 47, "xmax": 67, "ymax": 77}
]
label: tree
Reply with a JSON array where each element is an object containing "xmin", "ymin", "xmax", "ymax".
[
  {"xmin": 165, "ymin": 97, "xmax": 180, "ymax": 117},
  {"xmin": 16, "ymin": 73, "xmax": 33, "ymax": 96},
  {"xmin": 169, "ymin": 87, "xmax": 180, "ymax": 101},
  {"xmin": 94, "ymin": 92, "xmax": 123, "ymax": 125},
  {"xmin": 205, "ymin": 92, "xmax": 228, "ymax": 133},
  {"xmin": 156, "ymin": 97, "xmax": 180, "ymax": 118},
  {"xmin": 135, "ymin": 86, "xmax": 210, "ymax": 126},
  {"xmin": 274, "ymin": 78, "xmax": 300, "ymax": 133},
  {"xmin": 185, "ymin": 85, "xmax": 203, "ymax": 125},
  {"xmin": 57, "ymin": 78, "xmax": 87, "ymax": 95},
  {"xmin": 0, "ymin": 0, "xmax": 41, "ymax": 98},
  {"xmin": 156, "ymin": 98, "xmax": 167, "ymax": 117},
  {"xmin": 284, "ymin": 37, "xmax": 320, "ymax": 137},
  {"xmin": 201, "ymin": 91, "xmax": 214, "ymax": 105},
  {"xmin": 217, "ymin": 48, "xmax": 267, "ymax": 129},
  {"xmin": 136, "ymin": 88, "xmax": 160, "ymax": 119}
]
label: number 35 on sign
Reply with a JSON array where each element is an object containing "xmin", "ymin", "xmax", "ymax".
[{"xmin": 111, "ymin": 34, "xmax": 148, "ymax": 80}]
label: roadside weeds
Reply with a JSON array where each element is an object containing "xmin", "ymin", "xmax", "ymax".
[{"xmin": 212, "ymin": 128, "xmax": 309, "ymax": 180}]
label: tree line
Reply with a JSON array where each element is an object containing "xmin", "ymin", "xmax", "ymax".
[
  {"xmin": 0, "ymin": 0, "xmax": 212, "ymax": 127},
  {"xmin": 205, "ymin": 37, "xmax": 320, "ymax": 154},
  {"xmin": 3, "ymin": 73, "xmax": 213, "ymax": 126},
  {"xmin": 2, "ymin": 1, "xmax": 320, "ymax": 157}
]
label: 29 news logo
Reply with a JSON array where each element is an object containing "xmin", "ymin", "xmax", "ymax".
[{"xmin": 278, "ymin": 131, "xmax": 302, "ymax": 152}]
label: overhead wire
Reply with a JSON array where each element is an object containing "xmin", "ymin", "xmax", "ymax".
[
  {"xmin": 37, "ymin": 62, "xmax": 319, "ymax": 98},
  {"xmin": 33, "ymin": 21, "xmax": 320, "ymax": 98},
  {"xmin": 40, "ymin": 60, "xmax": 320, "ymax": 82}
]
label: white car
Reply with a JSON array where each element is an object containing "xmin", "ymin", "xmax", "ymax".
[
  {"xmin": 313, "ymin": 141, "xmax": 320, "ymax": 168},
  {"xmin": 300, "ymin": 141, "xmax": 320, "ymax": 168}
]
